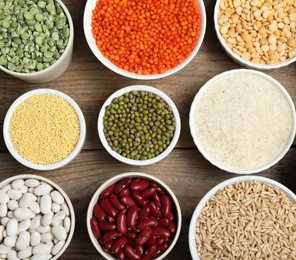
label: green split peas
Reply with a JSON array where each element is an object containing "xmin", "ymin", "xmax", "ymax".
[
  {"xmin": 0, "ymin": 0, "xmax": 70, "ymax": 72},
  {"xmin": 103, "ymin": 91, "xmax": 176, "ymax": 160}
]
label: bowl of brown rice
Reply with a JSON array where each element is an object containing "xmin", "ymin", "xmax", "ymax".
[{"xmin": 188, "ymin": 175, "xmax": 296, "ymax": 260}]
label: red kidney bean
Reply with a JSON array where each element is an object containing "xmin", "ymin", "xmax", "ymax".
[
  {"xmin": 103, "ymin": 230, "xmax": 121, "ymax": 243},
  {"xmin": 167, "ymin": 211, "xmax": 174, "ymax": 221},
  {"xmin": 121, "ymin": 196, "xmax": 136, "ymax": 207},
  {"xmin": 157, "ymin": 243, "xmax": 169, "ymax": 255},
  {"xmin": 161, "ymin": 194, "xmax": 172, "ymax": 217},
  {"xmin": 131, "ymin": 178, "xmax": 141, "ymax": 184},
  {"xmin": 116, "ymin": 248, "xmax": 126, "ymax": 260},
  {"xmin": 106, "ymin": 216, "xmax": 115, "ymax": 223},
  {"xmin": 145, "ymin": 236, "xmax": 156, "ymax": 247},
  {"xmin": 105, "ymin": 241, "xmax": 113, "ymax": 250},
  {"xmin": 101, "ymin": 199, "xmax": 118, "ymax": 218},
  {"xmin": 98, "ymin": 222, "xmax": 116, "ymax": 231},
  {"xmin": 141, "ymin": 187, "xmax": 156, "ymax": 199},
  {"xmin": 150, "ymin": 182, "xmax": 165, "ymax": 195},
  {"xmin": 152, "ymin": 227, "xmax": 171, "ymax": 238},
  {"xmin": 119, "ymin": 187, "xmax": 131, "ymax": 198},
  {"xmin": 132, "ymin": 191, "xmax": 148, "ymax": 207},
  {"xmin": 136, "ymin": 227, "xmax": 152, "ymax": 245},
  {"xmin": 142, "ymin": 245, "xmax": 157, "ymax": 260},
  {"xmin": 100, "ymin": 183, "xmax": 116, "ymax": 199},
  {"xmin": 152, "ymin": 193, "xmax": 161, "ymax": 208},
  {"xmin": 126, "ymin": 230, "xmax": 137, "ymax": 239},
  {"xmin": 102, "ymin": 246, "xmax": 110, "ymax": 253},
  {"xmin": 127, "ymin": 206, "xmax": 138, "ymax": 230},
  {"xmin": 137, "ymin": 216, "xmax": 158, "ymax": 230},
  {"xmin": 156, "ymin": 238, "xmax": 165, "ymax": 246},
  {"xmin": 93, "ymin": 204, "xmax": 106, "ymax": 222},
  {"xmin": 130, "ymin": 179, "xmax": 150, "ymax": 191},
  {"xmin": 109, "ymin": 194, "xmax": 125, "ymax": 211},
  {"xmin": 124, "ymin": 245, "xmax": 141, "ymax": 260},
  {"xmin": 90, "ymin": 217, "xmax": 101, "ymax": 239},
  {"xmin": 117, "ymin": 211, "xmax": 127, "ymax": 234},
  {"xmin": 138, "ymin": 206, "xmax": 150, "ymax": 221},
  {"xmin": 158, "ymin": 218, "xmax": 169, "ymax": 227},
  {"xmin": 148, "ymin": 201, "xmax": 162, "ymax": 218},
  {"xmin": 99, "ymin": 237, "xmax": 104, "ymax": 245},
  {"xmin": 127, "ymin": 238, "xmax": 136, "ymax": 247},
  {"xmin": 168, "ymin": 221, "xmax": 176, "ymax": 233},
  {"xmin": 135, "ymin": 245, "xmax": 144, "ymax": 256},
  {"xmin": 111, "ymin": 236, "xmax": 127, "ymax": 254},
  {"xmin": 115, "ymin": 178, "xmax": 132, "ymax": 194}
]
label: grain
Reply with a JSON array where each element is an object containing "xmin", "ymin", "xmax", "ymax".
[
  {"xmin": 195, "ymin": 181, "xmax": 296, "ymax": 260},
  {"xmin": 218, "ymin": 0, "xmax": 296, "ymax": 64},
  {"xmin": 9, "ymin": 94, "xmax": 80, "ymax": 165}
]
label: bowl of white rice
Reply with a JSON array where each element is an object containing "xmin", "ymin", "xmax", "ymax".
[{"xmin": 189, "ymin": 69, "xmax": 296, "ymax": 174}]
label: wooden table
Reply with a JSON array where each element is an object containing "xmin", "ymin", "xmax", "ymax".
[{"xmin": 0, "ymin": 0, "xmax": 295, "ymax": 259}]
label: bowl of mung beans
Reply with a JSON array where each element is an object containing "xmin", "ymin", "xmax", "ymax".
[
  {"xmin": 3, "ymin": 88, "xmax": 86, "ymax": 170},
  {"xmin": 98, "ymin": 85, "xmax": 181, "ymax": 166},
  {"xmin": 189, "ymin": 175, "xmax": 296, "ymax": 260},
  {"xmin": 83, "ymin": 0, "xmax": 206, "ymax": 79},
  {"xmin": 214, "ymin": 0, "xmax": 296, "ymax": 69},
  {"xmin": 0, "ymin": 0, "xmax": 74, "ymax": 83}
]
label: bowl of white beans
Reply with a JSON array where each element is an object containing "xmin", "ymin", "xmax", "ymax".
[{"xmin": 0, "ymin": 174, "xmax": 75, "ymax": 260}]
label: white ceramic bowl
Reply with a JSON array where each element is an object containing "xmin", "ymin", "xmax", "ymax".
[
  {"xmin": 87, "ymin": 172, "xmax": 182, "ymax": 260},
  {"xmin": 3, "ymin": 88, "xmax": 86, "ymax": 171},
  {"xmin": 83, "ymin": 0, "xmax": 206, "ymax": 79},
  {"xmin": 0, "ymin": 0, "xmax": 74, "ymax": 83},
  {"xmin": 188, "ymin": 175, "xmax": 296, "ymax": 260},
  {"xmin": 0, "ymin": 174, "xmax": 75, "ymax": 260},
  {"xmin": 214, "ymin": 0, "xmax": 296, "ymax": 70},
  {"xmin": 189, "ymin": 69, "xmax": 296, "ymax": 174},
  {"xmin": 98, "ymin": 85, "xmax": 181, "ymax": 166}
]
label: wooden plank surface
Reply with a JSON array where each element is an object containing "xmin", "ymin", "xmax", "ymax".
[{"xmin": 0, "ymin": 0, "xmax": 295, "ymax": 259}]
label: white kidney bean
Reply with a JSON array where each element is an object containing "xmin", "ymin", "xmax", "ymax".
[
  {"xmin": 28, "ymin": 201, "xmax": 40, "ymax": 214},
  {"xmin": 0, "ymin": 244, "xmax": 11, "ymax": 254},
  {"xmin": 11, "ymin": 180, "xmax": 24, "ymax": 190},
  {"xmin": 52, "ymin": 240, "xmax": 65, "ymax": 256},
  {"xmin": 52, "ymin": 226, "xmax": 67, "ymax": 241},
  {"xmin": 52, "ymin": 211, "xmax": 66, "ymax": 227},
  {"xmin": 7, "ymin": 200, "xmax": 18, "ymax": 211},
  {"xmin": 7, "ymin": 211, "xmax": 14, "ymax": 219},
  {"xmin": 41, "ymin": 214, "xmax": 53, "ymax": 227},
  {"xmin": 36, "ymin": 226, "xmax": 50, "ymax": 234},
  {"xmin": 14, "ymin": 208, "xmax": 33, "ymax": 221},
  {"xmin": 51, "ymin": 203, "xmax": 60, "ymax": 213},
  {"xmin": 18, "ymin": 194, "xmax": 33, "ymax": 208},
  {"xmin": 34, "ymin": 184, "xmax": 52, "ymax": 196},
  {"xmin": 30, "ymin": 254, "xmax": 52, "ymax": 260},
  {"xmin": 0, "ymin": 185, "xmax": 11, "ymax": 193},
  {"xmin": 40, "ymin": 233, "xmax": 52, "ymax": 243},
  {"xmin": 64, "ymin": 217, "xmax": 71, "ymax": 233},
  {"xmin": 4, "ymin": 236, "xmax": 17, "ymax": 247},
  {"xmin": 7, "ymin": 249, "xmax": 18, "ymax": 260},
  {"xmin": 29, "ymin": 216, "xmax": 41, "ymax": 230},
  {"xmin": 33, "ymin": 244, "xmax": 52, "ymax": 255},
  {"xmin": 7, "ymin": 190, "xmax": 22, "ymax": 201},
  {"xmin": 30, "ymin": 232, "xmax": 40, "ymax": 247},
  {"xmin": 17, "ymin": 246, "xmax": 32, "ymax": 259},
  {"xmin": 0, "ymin": 204, "xmax": 8, "ymax": 218},
  {"xmin": 50, "ymin": 191, "xmax": 64, "ymax": 205},
  {"xmin": 6, "ymin": 219, "xmax": 18, "ymax": 236},
  {"xmin": 17, "ymin": 220, "xmax": 30, "ymax": 235},
  {"xmin": 61, "ymin": 202, "xmax": 69, "ymax": 216},
  {"xmin": 19, "ymin": 186, "xmax": 28, "ymax": 194},
  {"xmin": 15, "ymin": 231, "xmax": 30, "ymax": 250},
  {"xmin": 0, "ymin": 225, "xmax": 4, "ymax": 242},
  {"xmin": 1, "ymin": 217, "xmax": 9, "ymax": 226},
  {"xmin": 24, "ymin": 179, "xmax": 40, "ymax": 188},
  {"xmin": 40, "ymin": 195, "xmax": 52, "ymax": 214}
]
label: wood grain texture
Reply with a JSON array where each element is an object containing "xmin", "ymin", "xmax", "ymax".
[{"xmin": 0, "ymin": 0, "xmax": 296, "ymax": 259}]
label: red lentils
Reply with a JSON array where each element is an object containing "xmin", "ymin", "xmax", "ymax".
[{"xmin": 91, "ymin": 0, "xmax": 201, "ymax": 75}]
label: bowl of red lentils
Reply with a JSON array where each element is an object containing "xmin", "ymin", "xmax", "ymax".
[
  {"xmin": 98, "ymin": 85, "xmax": 181, "ymax": 166},
  {"xmin": 83, "ymin": 0, "xmax": 206, "ymax": 79},
  {"xmin": 87, "ymin": 172, "xmax": 182, "ymax": 260},
  {"xmin": 3, "ymin": 88, "xmax": 86, "ymax": 171},
  {"xmin": 214, "ymin": 0, "xmax": 296, "ymax": 69}
]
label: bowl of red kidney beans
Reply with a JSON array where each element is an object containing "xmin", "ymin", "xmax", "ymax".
[{"xmin": 87, "ymin": 172, "xmax": 182, "ymax": 260}]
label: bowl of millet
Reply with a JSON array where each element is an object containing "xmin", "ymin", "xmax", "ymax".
[
  {"xmin": 83, "ymin": 0, "xmax": 206, "ymax": 79},
  {"xmin": 214, "ymin": 0, "xmax": 296, "ymax": 69},
  {"xmin": 98, "ymin": 85, "xmax": 181, "ymax": 166},
  {"xmin": 3, "ymin": 88, "xmax": 86, "ymax": 170}
]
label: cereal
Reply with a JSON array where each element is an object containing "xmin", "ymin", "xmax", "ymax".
[
  {"xmin": 218, "ymin": 0, "xmax": 296, "ymax": 64},
  {"xmin": 9, "ymin": 94, "xmax": 80, "ymax": 165}
]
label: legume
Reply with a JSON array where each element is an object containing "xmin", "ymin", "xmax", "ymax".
[
  {"xmin": 103, "ymin": 90, "xmax": 176, "ymax": 161},
  {"xmin": 91, "ymin": 0, "xmax": 201, "ymax": 75},
  {"xmin": 218, "ymin": 0, "xmax": 296, "ymax": 64},
  {"xmin": 0, "ymin": 0, "xmax": 70, "ymax": 73},
  {"xmin": 91, "ymin": 177, "xmax": 177, "ymax": 260},
  {"xmin": 0, "ymin": 178, "xmax": 72, "ymax": 259},
  {"xmin": 9, "ymin": 94, "xmax": 80, "ymax": 165}
]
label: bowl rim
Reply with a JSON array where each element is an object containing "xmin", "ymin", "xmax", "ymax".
[
  {"xmin": 213, "ymin": 0, "xmax": 296, "ymax": 70},
  {"xmin": 0, "ymin": 0, "xmax": 74, "ymax": 77},
  {"xmin": 0, "ymin": 174, "xmax": 76, "ymax": 260},
  {"xmin": 86, "ymin": 172, "xmax": 182, "ymax": 260},
  {"xmin": 189, "ymin": 68, "xmax": 296, "ymax": 174},
  {"xmin": 98, "ymin": 85, "xmax": 181, "ymax": 166},
  {"xmin": 3, "ymin": 88, "xmax": 86, "ymax": 171},
  {"xmin": 83, "ymin": 0, "xmax": 207, "ymax": 79},
  {"xmin": 188, "ymin": 175, "xmax": 296, "ymax": 260}
]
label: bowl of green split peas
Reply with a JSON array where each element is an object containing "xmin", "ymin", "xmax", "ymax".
[
  {"xmin": 0, "ymin": 0, "xmax": 74, "ymax": 83},
  {"xmin": 98, "ymin": 85, "xmax": 181, "ymax": 166}
]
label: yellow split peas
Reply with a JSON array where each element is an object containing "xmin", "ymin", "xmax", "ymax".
[{"xmin": 9, "ymin": 94, "xmax": 80, "ymax": 165}]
